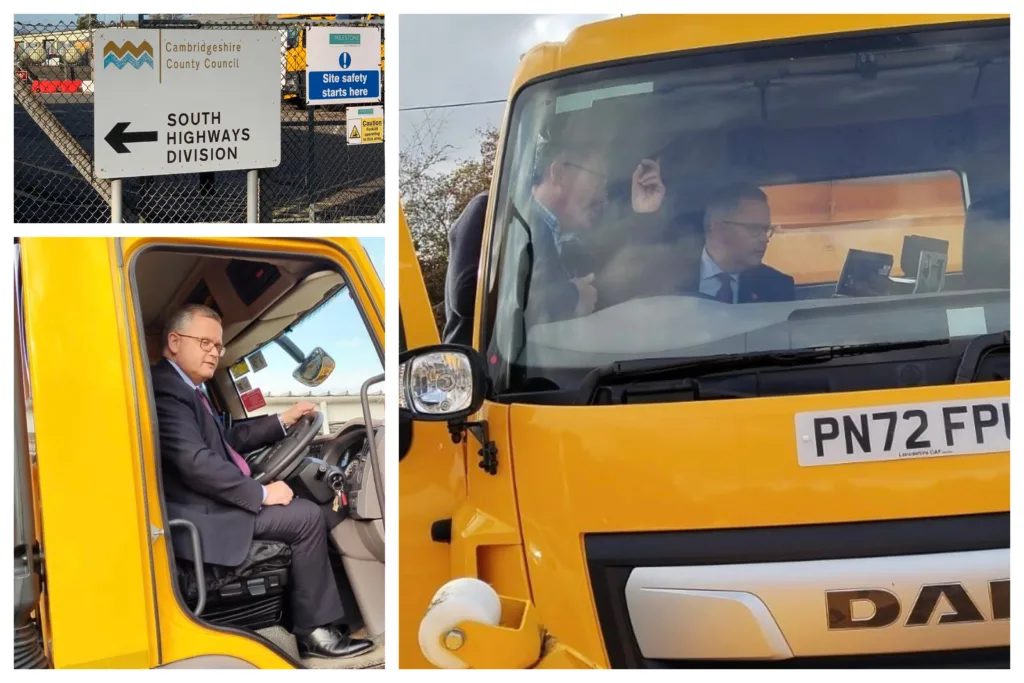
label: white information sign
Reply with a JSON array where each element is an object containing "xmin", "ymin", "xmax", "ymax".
[{"xmin": 305, "ymin": 27, "xmax": 381, "ymax": 106}]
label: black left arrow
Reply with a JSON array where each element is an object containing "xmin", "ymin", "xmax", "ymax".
[{"xmin": 105, "ymin": 122, "xmax": 158, "ymax": 154}]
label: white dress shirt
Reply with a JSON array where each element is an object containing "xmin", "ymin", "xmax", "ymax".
[{"xmin": 698, "ymin": 247, "xmax": 740, "ymax": 303}]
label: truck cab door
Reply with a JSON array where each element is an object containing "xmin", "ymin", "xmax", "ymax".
[
  {"xmin": 397, "ymin": 206, "xmax": 468, "ymax": 668},
  {"xmin": 15, "ymin": 242, "xmax": 49, "ymax": 669}
]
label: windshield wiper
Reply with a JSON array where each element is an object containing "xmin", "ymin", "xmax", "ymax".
[{"xmin": 576, "ymin": 339, "xmax": 952, "ymax": 405}]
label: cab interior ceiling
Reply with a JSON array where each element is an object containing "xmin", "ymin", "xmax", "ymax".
[
  {"xmin": 136, "ymin": 249, "xmax": 345, "ymax": 366},
  {"xmin": 554, "ymin": 34, "xmax": 1009, "ymax": 213}
]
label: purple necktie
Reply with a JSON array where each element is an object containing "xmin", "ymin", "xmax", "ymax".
[
  {"xmin": 195, "ymin": 388, "xmax": 251, "ymax": 477},
  {"xmin": 714, "ymin": 272, "xmax": 735, "ymax": 304}
]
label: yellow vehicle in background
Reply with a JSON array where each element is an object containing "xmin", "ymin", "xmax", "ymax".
[
  {"xmin": 15, "ymin": 238, "xmax": 385, "ymax": 669},
  {"xmin": 13, "ymin": 28, "xmax": 94, "ymax": 66},
  {"xmin": 279, "ymin": 14, "xmax": 385, "ymax": 108},
  {"xmin": 398, "ymin": 15, "xmax": 1009, "ymax": 669}
]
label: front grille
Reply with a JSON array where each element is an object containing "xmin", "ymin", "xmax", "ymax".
[{"xmin": 584, "ymin": 512, "xmax": 1009, "ymax": 669}]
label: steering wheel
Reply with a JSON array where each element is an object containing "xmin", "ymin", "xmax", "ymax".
[{"xmin": 249, "ymin": 411, "xmax": 324, "ymax": 484}]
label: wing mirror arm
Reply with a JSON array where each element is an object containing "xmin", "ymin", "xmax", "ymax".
[
  {"xmin": 447, "ymin": 419, "xmax": 498, "ymax": 476},
  {"xmin": 399, "ymin": 344, "xmax": 497, "ymax": 474}
]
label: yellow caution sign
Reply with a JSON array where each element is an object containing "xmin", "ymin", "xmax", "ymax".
[
  {"xmin": 346, "ymin": 105, "xmax": 383, "ymax": 146},
  {"xmin": 229, "ymin": 358, "xmax": 250, "ymax": 379},
  {"xmin": 361, "ymin": 117, "xmax": 383, "ymax": 144}
]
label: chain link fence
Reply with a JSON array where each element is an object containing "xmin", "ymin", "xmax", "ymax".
[{"xmin": 14, "ymin": 15, "xmax": 384, "ymax": 223}]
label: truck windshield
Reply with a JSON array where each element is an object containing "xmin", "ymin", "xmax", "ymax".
[{"xmin": 483, "ymin": 22, "xmax": 1009, "ymax": 396}]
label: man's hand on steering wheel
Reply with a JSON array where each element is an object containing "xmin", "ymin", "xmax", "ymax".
[
  {"xmin": 281, "ymin": 400, "xmax": 317, "ymax": 429},
  {"xmin": 250, "ymin": 407, "xmax": 325, "ymax": 484}
]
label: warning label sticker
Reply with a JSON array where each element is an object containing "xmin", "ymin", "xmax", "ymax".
[
  {"xmin": 230, "ymin": 358, "xmax": 250, "ymax": 379},
  {"xmin": 249, "ymin": 351, "xmax": 267, "ymax": 372},
  {"xmin": 240, "ymin": 388, "xmax": 267, "ymax": 412}
]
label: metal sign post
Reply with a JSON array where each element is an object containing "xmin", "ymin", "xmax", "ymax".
[
  {"xmin": 247, "ymin": 170, "xmax": 258, "ymax": 223},
  {"xmin": 111, "ymin": 179, "xmax": 123, "ymax": 223}
]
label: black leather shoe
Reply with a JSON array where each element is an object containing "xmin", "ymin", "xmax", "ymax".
[{"xmin": 297, "ymin": 626, "xmax": 374, "ymax": 659}]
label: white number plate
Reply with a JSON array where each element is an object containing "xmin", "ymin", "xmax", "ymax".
[{"xmin": 795, "ymin": 397, "xmax": 1009, "ymax": 467}]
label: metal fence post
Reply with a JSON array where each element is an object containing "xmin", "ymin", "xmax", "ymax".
[{"xmin": 306, "ymin": 105, "xmax": 315, "ymax": 222}]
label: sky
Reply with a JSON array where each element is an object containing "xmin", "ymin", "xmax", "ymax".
[
  {"xmin": 399, "ymin": 14, "xmax": 618, "ymax": 170},
  {"xmin": 15, "ymin": 14, "xmax": 128, "ymax": 26},
  {"xmin": 234, "ymin": 237, "xmax": 384, "ymax": 403}
]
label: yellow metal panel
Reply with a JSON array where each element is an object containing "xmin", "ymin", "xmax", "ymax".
[
  {"xmin": 398, "ymin": 210, "xmax": 532, "ymax": 667},
  {"xmin": 462, "ymin": 404, "xmax": 530, "ymax": 600},
  {"xmin": 509, "ymin": 382, "xmax": 1010, "ymax": 666},
  {"xmin": 512, "ymin": 15, "xmax": 1008, "ymax": 89},
  {"xmin": 397, "ymin": 207, "xmax": 465, "ymax": 667},
  {"xmin": 21, "ymin": 238, "xmax": 157, "ymax": 668},
  {"xmin": 398, "ymin": 206, "xmax": 440, "ymax": 348}
]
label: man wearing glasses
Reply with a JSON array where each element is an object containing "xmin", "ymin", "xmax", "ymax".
[
  {"xmin": 526, "ymin": 133, "xmax": 668, "ymax": 324},
  {"xmin": 150, "ymin": 304, "xmax": 373, "ymax": 660},
  {"xmin": 695, "ymin": 183, "xmax": 795, "ymax": 303}
]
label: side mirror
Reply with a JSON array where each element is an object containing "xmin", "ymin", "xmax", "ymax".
[
  {"xmin": 293, "ymin": 347, "xmax": 336, "ymax": 387},
  {"xmin": 399, "ymin": 344, "xmax": 488, "ymax": 422}
]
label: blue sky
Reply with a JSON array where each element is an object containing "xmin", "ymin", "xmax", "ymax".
[{"xmin": 235, "ymin": 237, "xmax": 384, "ymax": 401}]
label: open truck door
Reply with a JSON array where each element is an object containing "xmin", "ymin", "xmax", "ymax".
[{"xmin": 397, "ymin": 206, "xmax": 469, "ymax": 667}]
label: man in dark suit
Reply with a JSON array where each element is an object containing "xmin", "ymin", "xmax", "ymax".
[
  {"xmin": 442, "ymin": 191, "xmax": 489, "ymax": 346},
  {"xmin": 152, "ymin": 303, "xmax": 373, "ymax": 660},
  {"xmin": 690, "ymin": 183, "xmax": 795, "ymax": 303},
  {"xmin": 522, "ymin": 137, "xmax": 669, "ymax": 325}
]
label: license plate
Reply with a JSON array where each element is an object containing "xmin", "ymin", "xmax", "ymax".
[{"xmin": 795, "ymin": 397, "xmax": 1009, "ymax": 467}]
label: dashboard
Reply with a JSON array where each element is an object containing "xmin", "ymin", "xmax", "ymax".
[{"xmin": 282, "ymin": 419, "xmax": 383, "ymax": 523}]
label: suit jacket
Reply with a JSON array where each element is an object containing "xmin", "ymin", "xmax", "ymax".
[
  {"xmin": 519, "ymin": 199, "xmax": 581, "ymax": 327},
  {"xmin": 731, "ymin": 263, "xmax": 796, "ymax": 303},
  {"xmin": 442, "ymin": 192, "xmax": 489, "ymax": 346},
  {"xmin": 151, "ymin": 358, "xmax": 284, "ymax": 567}
]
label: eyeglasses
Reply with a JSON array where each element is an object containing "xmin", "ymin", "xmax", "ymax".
[
  {"xmin": 563, "ymin": 161, "xmax": 608, "ymax": 185},
  {"xmin": 721, "ymin": 220, "xmax": 776, "ymax": 238},
  {"xmin": 175, "ymin": 333, "xmax": 226, "ymax": 356}
]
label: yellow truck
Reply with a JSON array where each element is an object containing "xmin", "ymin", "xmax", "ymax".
[
  {"xmin": 398, "ymin": 14, "xmax": 1009, "ymax": 668},
  {"xmin": 15, "ymin": 237, "xmax": 385, "ymax": 669}
]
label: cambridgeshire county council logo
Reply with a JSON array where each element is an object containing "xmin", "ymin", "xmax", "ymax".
[{"xmin": 103, "ymin": 41, "xmax": 154, "ymax": 70}]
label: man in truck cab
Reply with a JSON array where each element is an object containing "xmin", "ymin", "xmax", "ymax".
[
  {"xmin": 691, "ymin": 182, "xmax": 795, "ymax": 303},
  {"xmin": 595, "ymin": 179, "xmax": 795, "ymax": 307},
  {"xmin": 523, "ymin": 134, "xmax": 670, "ymax": 325},
  {"xmin": 151, "ymin": 303, "xmax": 373, "ymax": 660}
]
